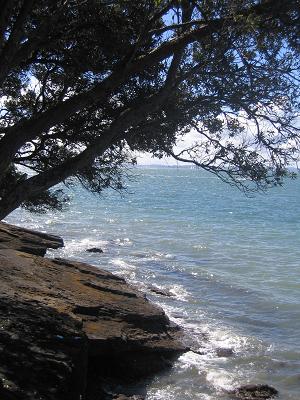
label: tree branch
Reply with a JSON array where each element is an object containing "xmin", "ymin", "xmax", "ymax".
[
  {"xmin": 0, "ymin": 77, "xmax": 177, "ymax": 218},
  {"xmin": 0, "ymin": 0, "xmax": 294, "ymax": 185},
  {"xmin": 0, "ymin": 17, "xmax": 221, "ymax": 182}
]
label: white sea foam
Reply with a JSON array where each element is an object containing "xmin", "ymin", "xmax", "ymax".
[
  {"xmin": 114, "ymin": 237, "xmax": 133, "ymax": 246},
  {"xmin": 105, "ymin": 218, "xmax": 116, "ymax": 223},
  {"xmin": 149, "ymin": 252, "xmax": 176, "ymax": 260},
  {"xmin": 146, "ymin": 387, "xmax": 211, "ymax": 400},
  {"xmin": 178, "ymin": 351, "xmax": 211, "ymax": 370},
  {"xmin": 69, "ymin": 238, "xmax": 108, "ymax": 251},
  {"xmin": 108, "ymin": 258, "xmax": 139, "ymax": 282},
  {"xmin": 169, "ymin": 285, "xmax": 189, "ymax": 301},
  {"xmin": 207, "ymin": 328, "xmax": 250, "ymax": 354},
  {"xmin": 110, "ymin": 258, "xmax": 136, "ymax": 270},
  {"xmin": 206, "ymin": 370, "xmax": 235, "ymax": 391},
  {"xmin": 160, "ymin": 304, "xmax": 189, "ymax": 324},
  {"xmin": 192, "ymin": 244, "xmax": 208, "ymax": 250},
  {"xmin": 52, "ymin": 237, "xmax": 109, "ymax": 259},
  {"xmin": 115, "ymin": 270, "xmax": 137, "ymax": 281},
  {"xmin": 162, "ymin": 253, "xmax": 175, "ymax": 260},
  {"xmin": 146, "ymin": 388, "xmax": 174, "ymax": 400}
]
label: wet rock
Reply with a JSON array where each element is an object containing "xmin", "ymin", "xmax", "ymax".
[
  {"xmin": 0, "ymin": 221, "xmax": 63, "ymax": 256},
  {"xmin": 230, "ymin": 384, "xmax": 278, "ymax": 399},
  {"xmin": 148, "ymin": 285, "xmax": 173, "ymax": 297},
  {"xmin": 0, "ymin": 223, "xmax": 187, "ymax": 399},
  {"xmin": 216, "ymin": 347, "xmax": 234, "ymax": 357},
  {"xmin": 86, "ymin": 247, "xmax": 104, "ymax": 253}
]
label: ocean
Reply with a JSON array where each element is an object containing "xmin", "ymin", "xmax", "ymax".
[{"xmin": 6, "ymin": 167, "xmax": 300, "ymax": 400}]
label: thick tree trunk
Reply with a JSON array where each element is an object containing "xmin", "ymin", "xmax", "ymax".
[
  {"xmin": 0, "ymin": 197, "xmax": 22, "ymax": 220},
  {"xmin": 0, "ymin": 143, "xmax": 99, "ymax": 220}
]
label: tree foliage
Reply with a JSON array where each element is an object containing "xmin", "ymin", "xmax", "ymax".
[{"xmin": 0, "ymin": 0, "xmax": 299, "ymax": 218}]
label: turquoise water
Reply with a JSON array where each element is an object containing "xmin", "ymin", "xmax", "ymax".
[{"xmin": 7, "ymin": 167, "xmax": 300, "ymax": 399}]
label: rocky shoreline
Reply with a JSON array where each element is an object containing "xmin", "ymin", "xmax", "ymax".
[
  {"xmin": 0, "ymin": 221, "xmax": 187, "ymax": 400},
  {"xmin": 0, "ymin": 221, "xmax": 279, "ymax": 400}
]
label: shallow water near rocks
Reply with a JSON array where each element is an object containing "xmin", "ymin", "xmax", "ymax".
[{"xmin": 7, "ymin": 167, "xmax": 300, "ymax": 399}]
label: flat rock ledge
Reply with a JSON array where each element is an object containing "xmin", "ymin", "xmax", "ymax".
[
  {"xmin": 0, "ymin": 221, "xmax": 63, "ymax": 256},
  {"xmin": 0, "ymin": 222, "xmax": 187, "ymax": 400}
]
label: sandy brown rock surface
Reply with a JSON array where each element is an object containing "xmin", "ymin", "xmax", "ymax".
[
  {"xmin": 0, "ymin": 223, "xmax": 186, "ymax": 400},
  {"xmin": 0, "ymin": 221, "xmax": 63, "ymax": 256}
]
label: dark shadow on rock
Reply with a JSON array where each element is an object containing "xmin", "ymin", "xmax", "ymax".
[{"xmin": 0, "ymin": 297, "xmax": 87, "ymax": 400}]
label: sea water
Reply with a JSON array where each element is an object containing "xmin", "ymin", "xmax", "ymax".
[{"xmin": 6, "ymin": 167, "xmax": 300, "ymax": 399}]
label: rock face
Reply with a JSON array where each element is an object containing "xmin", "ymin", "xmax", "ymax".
[
  {"xmin": 0, "ymin": 296, "xmax": 87, "ymax": 400},
  {"xmin": 0, "ymin": 221, "xmax": 63, "ymax": 256},
  {"xmin": 0, "ymin": 223, "xmax": 186, "ymax": 400}
]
